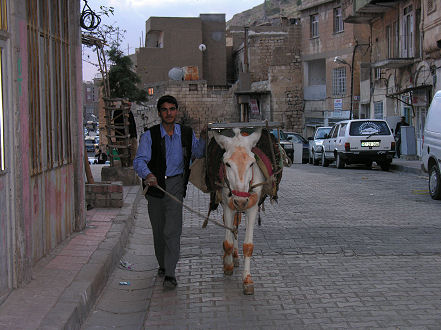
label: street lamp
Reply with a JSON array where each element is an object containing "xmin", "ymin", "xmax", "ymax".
[{"xmin": 334, "ymin": 56, "xmax": 353, "ymax": 119}]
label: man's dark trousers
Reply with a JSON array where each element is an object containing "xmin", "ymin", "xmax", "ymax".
[{"xmin": 146, "ymin": 175, "xmax": 184, "ymax": 278}]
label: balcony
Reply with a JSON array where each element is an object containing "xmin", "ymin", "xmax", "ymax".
[
  {"xmin": 371, "ymin": 35, "xmax": 418, "ymax": 68},
  {"xmin": 345, "ymin": 0, "xmax": 400, "ymax": 24}
]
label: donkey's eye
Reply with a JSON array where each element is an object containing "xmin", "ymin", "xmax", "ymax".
[{"xmin": 226, "ymin": 162, "xmax": 231, "ymax": 167}]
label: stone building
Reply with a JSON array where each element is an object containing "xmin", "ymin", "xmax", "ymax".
[
  {"xmin": 346, "ymin": 0, "xmax": 441, "ymax": 156},
  {"xmin": 132, "ymin": 15, "xmax": 304, "ymax": 136},
  {"xmin": 227, "ymin": 21, "xmax": 304, "ymax": 132},
  {"xmin": 0, "ymin": 0, "xmax": 84, "ymax": 298},
  {"xmin": 136, "ymin": 14, "xmax": 227, "ymax": 87},
  {"xmin": 299, "ymin": 0, "xmax": 370, "ymax": 137}
]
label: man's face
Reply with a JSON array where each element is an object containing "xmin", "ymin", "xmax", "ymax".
[{"xmin": 158, "ymin": 102, "xmax": 178, "ymax": 125}]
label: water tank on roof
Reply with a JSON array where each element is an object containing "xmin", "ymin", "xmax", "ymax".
[{"xmin": 168, "ymin": 67, "xmax": 184, "ymax": 81}]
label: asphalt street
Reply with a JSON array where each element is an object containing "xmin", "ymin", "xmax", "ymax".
[{"xmin": 83, "ymin": 162, "xmax": 441, "ymax": 329}]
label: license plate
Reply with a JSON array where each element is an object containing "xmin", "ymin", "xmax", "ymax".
[{"xmin": 361, "ymin": 141, "xmax": 380, "ymax": 147}]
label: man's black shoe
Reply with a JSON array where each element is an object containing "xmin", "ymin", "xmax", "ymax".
[
  {"xmin": 163, "ymin": 276, "xmax": 177, "ymax": 289},
  {"xmin": 157, "ymin": 268, "xmax": 165, "ymax": 277}
]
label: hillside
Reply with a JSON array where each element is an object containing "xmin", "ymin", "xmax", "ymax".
[{"xmin": 227, "ymin": 0, "xmax": 301, "ymax": 27}]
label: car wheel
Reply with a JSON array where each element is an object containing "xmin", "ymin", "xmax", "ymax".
[
  {"xmin": 312, "ymin": 152, "xmax": 319, "ymax": 166},
  {"xmin": 429, "ymin": 164, "xmax": 441, "ymax": 200},
  {"xmin": 379, "ymin": 161, "xmax": 391, "ymax": 171},
  {"xmin": 364, "ymin": 161, "xmax": 372, "ymax": 169},
  {"xmin": 321, "ymin": 151, "xmax": 329, "ymax": 167},
  {"xmin": 336, "ymin": 153, "xmax": 345, "ymax": 169}
]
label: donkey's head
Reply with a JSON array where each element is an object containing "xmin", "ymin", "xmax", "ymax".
[{"xmin": 214, "ymin": 128, "xmax": 262, "ymax": 211}]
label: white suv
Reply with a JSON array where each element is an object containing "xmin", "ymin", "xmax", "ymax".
[
  {"xmin": 422, "ymin": 90, "xmax": 441, "ymax": 200},
  {"xmin": 321, "ymin": 119, "xmax": 396, "ymax": 171}
]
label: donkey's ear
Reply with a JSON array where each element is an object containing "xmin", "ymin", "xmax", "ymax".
[
  {"xmin": 247, "ymin": 128, "xmax": 262, "ymax": 148},
  {"xmin": 213, "ymin": 131, "xmax": 231, "ymax": 150}
]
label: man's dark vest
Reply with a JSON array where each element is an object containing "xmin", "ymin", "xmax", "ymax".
[{"xmin": 144, "ymin": 124, "xmax": 193, "ymax": 198}]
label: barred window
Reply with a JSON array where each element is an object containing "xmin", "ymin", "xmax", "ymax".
[
  {"xmin": 332, "ymin": 67, "xmax": 346, "ymax": 96},
  {"xmin": 26, "ymin": 0, "xmax": 72, "ymax": 175},
  {"xmin": 334, "ymin": 7, "xmax": 344, "ymax": 33},
  {"xmin": 310, "ymin": 14, "xmax": 318, "ymax": 38},
  {"xmin": 427, "ymin": 0, "xmax": 435, "ymax": 13},
  {"xmin": 374, "ymin": 101, "xmax": 383, "ymax": 119}
]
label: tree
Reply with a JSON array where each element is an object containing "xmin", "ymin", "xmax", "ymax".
[{"xmin": 107, "ymin": 47, "xmax": 147, "ymax": 102}]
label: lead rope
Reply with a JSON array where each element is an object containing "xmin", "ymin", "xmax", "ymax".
[{"xmin": 142, "ymin": 183, "xmax": 238, "ymax": 239}]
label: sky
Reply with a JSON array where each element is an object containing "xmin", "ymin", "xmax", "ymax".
[{"xmin": 82, "ymin": 0, "xmax": 263, "ymax": 81}]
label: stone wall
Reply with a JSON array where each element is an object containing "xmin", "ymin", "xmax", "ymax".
[{"xmin": 133, "ymin": 81, "xmax": 239, "ymax": 136}]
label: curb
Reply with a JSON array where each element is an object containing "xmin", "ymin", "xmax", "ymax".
[
  {"xmin": 391, "ymin": 163, "xmax": 425, "ymax": 176},
  {"xmin": 38, "ymin": 186, "xmax": 142, "ymax": 330}
]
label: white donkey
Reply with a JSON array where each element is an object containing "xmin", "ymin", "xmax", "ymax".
[{"xmin": 214, "ymin": 128, "xmax": 265, "ymax": 295}]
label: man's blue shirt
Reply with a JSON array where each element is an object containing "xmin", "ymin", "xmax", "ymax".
[{"xmin": 133, "ymin": 123, "xmax": 205, "ymax": 179}]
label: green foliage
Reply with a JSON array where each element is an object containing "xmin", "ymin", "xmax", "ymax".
[{"xmin": 107, "ymin": 47, "xmax": 147, "ymax": 102}]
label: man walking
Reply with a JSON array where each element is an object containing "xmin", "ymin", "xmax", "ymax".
[
  {"xmin": 395, "ymin": 116, "xmax": 409, "ymax": 158},
  {"xmin": 133, "ymin": 95, "xmax": 206, "ymax": 289}
]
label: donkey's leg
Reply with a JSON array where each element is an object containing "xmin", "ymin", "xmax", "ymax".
[
  {"xmin": 223, "ymin": 206, "xmax": 235, "ymax": 275},
  {"xmin": 242, "ymin": 206, "xmax": 258, "ymax": 295},
  {"xmin": 233, "ymin": 212, "xmax": 242, "ymax": 267}
]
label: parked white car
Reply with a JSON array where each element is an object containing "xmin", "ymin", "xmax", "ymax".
[
  {"xmin": 422, "ymin": 90, "xmax": 441, "ymax": 200},
  {"xmin": 308, "ymin": 126, "xmax": 332, "ymax": 165},
  {"xmin": 321, "ymin": 119, "xmax": 396, "ymax": 171}
]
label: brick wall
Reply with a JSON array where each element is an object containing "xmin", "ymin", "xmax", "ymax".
[{"xmin": 85, "ymin": 182, "xmax": 123, "ymax": 208}]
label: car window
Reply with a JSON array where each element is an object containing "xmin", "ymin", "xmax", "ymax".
[
  {"xmin": 315, "ymin": 128, "xmax": 331, "ymax": 139},
  {"xmin": 271, "ymin": 129, "xmax": 288, "ymax": 140},
  {"xmin": 349, "ymin": 121, "xmax": 391, "ymax": 136},
  {"xmin": 338, "ymin": 123, "xmax": 347, "ymax": 137},
  {"xmin": 331, "ymin": 125, "xmax": 339, "ymax": 138},
  {"xmin": 289, "ymin": 134, "xmax": 307, "ymax": 144},
  {"xmin": 327, "ymin": 126, "xmax": 335, "ymax": 138}
]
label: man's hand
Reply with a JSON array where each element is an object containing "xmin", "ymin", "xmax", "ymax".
[
  {"xmin": 145, "ymin": 173, "xmax": 157, "ymax": 186},
  {"xmin": 200, "ymin": 127, "xmax": 207, "ymax": 140}
]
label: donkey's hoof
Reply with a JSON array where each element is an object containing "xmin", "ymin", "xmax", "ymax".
[
  {"xmin": 233, "ymin": 258, "xmax": 240, "ymax": 267},
  {"xmin": 224, "ymin": 268, "xmax": 233, "ymax": 275},
  {"xmin": 223, "ymin": 264, "xmax": 234, "ymax": 275},
  {"xmin": 243, "ymin": 283, "xmax": 254, "ymax": 295}
]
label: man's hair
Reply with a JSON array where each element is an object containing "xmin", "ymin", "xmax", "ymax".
[{"xmin": 157, "ymin": 95, "xmax": 178, "ymax": 111}]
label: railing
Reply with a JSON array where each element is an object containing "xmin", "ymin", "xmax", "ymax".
[{"xmin": 371, "ymin": 34, "xmax": 420, "ymax": 63}]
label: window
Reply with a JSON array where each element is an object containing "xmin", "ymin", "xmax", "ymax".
[
  {"xmin": 333, "ymin": 7, "xmax": 343, "ymax": 33},
  {"xmin": 331, "ymin": 125, "xmax": 339, "ymax": 138},
  {"xmin": 349, "ymin": 120, "xmax": 391, "ymax": 136},
  {"xmin": 332, "ymin": 67, "xmax": 346, "ymax": 96},
  {"xmin": 338, "ymin": 123, "xmax": 347, "ymax": 137},
  {"xmin": 374, "ymin": 68, "xmax": 382, "ymax": 80},
  {"xmin": 374, "ymin": 101, "xmax": 383, "ymax": 119},
  {"xmin": 27, "ymin": 0, "xmax": 72, "ymax": 175},
  {"xmin": 310, "ymin": 14, "xmax": 318, "ymax": 38},
  {"xmin": 427, "ymin": 0, "xmax": 435, "ymax": 13},
  {"xmin": 402, "ymin": 5, "xmax": 414, "ymax": 58}
]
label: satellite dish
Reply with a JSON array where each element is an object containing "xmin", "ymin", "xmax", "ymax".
[
  {"xmin": 199, "ymin": 43, "xmax": 207, "ymax": 52},
  {"xmin": 168, "ymin": 67, "xmax": 184, "ymax": 81}
]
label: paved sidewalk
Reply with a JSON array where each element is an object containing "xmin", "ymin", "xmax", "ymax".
[
  {"xmin": 390, "ymin": 157, "xmax": 424, "ymax": 175},
  {"xmin": 0, "ymin": 166, "xmax": 142, "ymax": 330}
]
